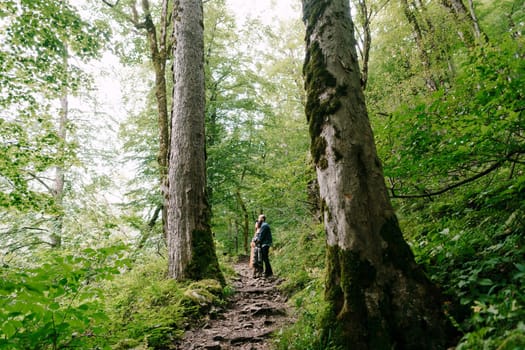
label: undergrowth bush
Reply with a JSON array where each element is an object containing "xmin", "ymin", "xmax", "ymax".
[
  {"xmin": 0, "ymin": 247, "xmax": 230, "ymax": 350},
  {"xmin": 403, "ymin": 175, "xmax": 525, "ymax": 349},
  {"xmin": 103, "ymin": 254, "xmax": 227, "ymax": 349},
  {"xmin": 273, "ymin": 222, "xmax": 325, "ymax": 297},
  {"xmin": 272, "ymin": 222, "xmax": 344, "ymax": 350},
  {"xmin": 0, "ymin": 244, "xmax": 129, "ymax": 350},
  {"xmin": 104, "ymin": 255, "xmax": 186, "ymax": 349}
]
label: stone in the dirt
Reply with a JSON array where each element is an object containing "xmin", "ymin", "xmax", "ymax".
[
  {"xmin": 252, "ymin": 306, "xmax": 286, "ymax": 317},
  {"xmin": 204, "ymin": 342, "xmax": 221, "ymax": 350},
  {"xmin": 230, "ymin": 336, "xmax": 263, "ymax": 345}
]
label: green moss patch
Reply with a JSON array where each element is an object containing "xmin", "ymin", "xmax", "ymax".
[
  {"xmin": 304, "ymin": 39, "xmax": 349, "ymax": 169},
  {"xmin": 187, "ymin": 229, "xmax": 225, "ymax": 285}
]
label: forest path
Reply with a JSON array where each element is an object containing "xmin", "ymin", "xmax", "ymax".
[{"xmin": 175, "ymin": 257, "xmax": 294, "ymax": 349}]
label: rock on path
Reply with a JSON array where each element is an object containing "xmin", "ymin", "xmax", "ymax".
[{"xmin": 175, "ymin": 258, "xmax": 293, "ymax": 349}]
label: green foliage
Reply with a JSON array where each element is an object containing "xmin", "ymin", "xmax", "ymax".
[
  {"xmin": 119, "ymin": 87, "xmax": 165, "ymax": 238},
  {"xmin": 0, "ymin": 243, "xmax": 227, "ymax": 350},
  {"xmin": 2, "ymin": 0, "xmax": 523, "ymax": 349},
  {"xmin": 0, "ymin": 0, "xmax": 109, "ymax": 102},
  {"xmin": 275, "ymin": 281, "xmax": 342, "ymax": 350},
  {"xmin": 378, "ymin": 37, "xmax": 524, "ymax": 196},
  {"xmin": 403, "ymin": 173, "xmax": 525, "ymax": 348},
  {"xmin": 366, "ymin": 1, "xmax": 525, "ymax": 345},
  {"xmin": 273, "ymin": 222, "xmax": 325, "ymax": 296},
  {"xmin": 273, "ymin": 178, "xmax": 524, "ymax": 349},
  {"xmin": 203, "ymin": 2, "xmax": 279, "ymax": 238},
  {"xmin": 272, "ymin": 222, "xmax": 336, "ymax": 350},
  {"xmin": 0, "ymin": 114, "xmax": 70, "ymax": 211},
  {"xmin": 104, "ymin": 256, "xmax": 185, "ymax": 349},
  {"xmin": 270, "ymin": 3, "xmax": 525, "ymax": 348},
  {"xmin": 0, "ymin": 244, "xmax": 129, "ymax": 349},
  {"xmin": 204, "ymin": 9, "xmax": 311, "ymax": 254},
  {"xmin": 104, "ymin": 255, "xmax": 225, "ymax": 349},
  {"xmin": 0, "ymin": 0, "xmax": 113, "ymax": 251}
]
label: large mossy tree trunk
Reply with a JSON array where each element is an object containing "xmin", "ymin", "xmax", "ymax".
[
  {"xmin": 167, "ymin": 0, "xmax": 223, "ymax": 284},
  {"xmin": 301, "ymin": 0, "xmax": 456, "ymax": 348}
]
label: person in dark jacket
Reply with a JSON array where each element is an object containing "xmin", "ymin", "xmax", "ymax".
[{"xmin": 255, "ymin": 214, "xmax": 273, "ymax": 278}]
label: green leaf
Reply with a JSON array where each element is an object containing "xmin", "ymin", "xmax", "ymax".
[
  {"xmin": 48, "ymin": 302, "xmax": 60, "ymax": 311},
  {"xmin": 515, "ymin": 263, "xmax": 525, "ymax": 273},
  {"xmin": 2, "ymin": 321, "xmax": 17, "ymax": 338}
]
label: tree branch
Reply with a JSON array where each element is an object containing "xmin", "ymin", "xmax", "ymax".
[
  {"xmin": 101, "ymin": 0, "xmax": 120, "ymax": 7},
  {"xmin": 136, "ymin": 205, "xmax": 163, "ymax": 250},
  {"xmin": 27, "ymin": 172, "xmax": 55, "ymax": 195},
  {"xmin": 390, "ymin": 156, "xmax": 511, "ymax": 199},
  {"xmin": 148, "ymin": 205, "xmax": 162, "ymax": 228},
  {"xmin": 3, "ymin": 239, "xmax": 55, "ymax": 257},
  {"xmin": 100, "ymin": 0, "xmax": 140, "ymax": 27}
]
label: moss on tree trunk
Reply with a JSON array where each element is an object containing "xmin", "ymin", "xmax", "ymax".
[
  {"xmin": 187, "ymin": 229, "xmax": 225, "ymax": 285},
  {"xmin": 322, "ymin": 216, "xmax": 456, "ymax": 349},
  {"xmin": 301, "ymin": 0, "xmax": 458, "ymax": 348}
]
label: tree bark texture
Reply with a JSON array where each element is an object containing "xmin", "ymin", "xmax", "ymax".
[
  {"xmin": 302, "ymin": 0, "xmax": 456, "ymax": 348},
  {"xmin": 51, "ymin": 51, "xmax": 69, "ymax": 248},
  {"xmin": 400, "ymin": 0, "xmax": 438, "ymax": 91},
  {"xmin": 235, "ymin": 189, "xmax": 250, "ymax": 254},
  {"xmin": 141, "ymin": 0, "xmax": 170, "ymax": 239},
  {"xmin": 439, "ymin": 0, "xmax": 484, "ymax": 45},
  {"xmin": 353, "ymin": 0, "xmax": 371, "ymax": 89},
  {"xmin": 167, "ymin": 0, "xmax": 223, "ymax": 283},
  {"xmin": 466, "ymin": 0, "xmax": 483, "ymax": 40}
]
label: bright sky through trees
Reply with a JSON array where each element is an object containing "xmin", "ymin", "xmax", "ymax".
[{"xmin": 226, "ymin": 0, "xmax": 300, "ymax": 23}]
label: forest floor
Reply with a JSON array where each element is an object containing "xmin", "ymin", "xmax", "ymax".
[{"xmin": 175, "ymin": 257, "xmax": 294, "ymax": 349}]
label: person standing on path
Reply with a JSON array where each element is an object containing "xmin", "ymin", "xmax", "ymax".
[
  {"xmin": 255, "ymin": 214, "xmax": 273, "ymax": 277},
  {"xmin": 250, "ymin": 220, "xmax": 263, "ymax": 277}
]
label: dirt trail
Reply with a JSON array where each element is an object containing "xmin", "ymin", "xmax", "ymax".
[{"xmin": 175, "ymin": 257, "xmax": 293, "ymax": 349}]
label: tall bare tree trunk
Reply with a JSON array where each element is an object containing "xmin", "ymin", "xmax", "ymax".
[
  {"xmin": 302, "ymin": 0, "xmax": 456, "ymax": 348},
  {"xmin": 440, "ymin": 0, "xmax": 485, "ymax": 45},
  {"xmin": 466, "ymin": 0, "xmax": 483, "ymax": 40},
  {"xmin": 51, "ymin": 52, "xmax": 69, "ymax": 248},
  {"xmin": 353, "ymin": 0, "xmax": 372, "ymax": 89},
  {"xmin": 105, "ymin": 0, "xmax": 172, "ymax": 242},
  {"xmin": 235, "ymin": 189, "xmax": 249, "ymax": 254},
  {"xmin": 400, "ymin": 0, "xmax": 438, "ymax": 91},
  {"xmin": 142, "ymin": 0, "xmax": 171, "ymax": 240},
  {"xmin": 167, "ymin": 0, "xmax": 223, "ymax": 283}
]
